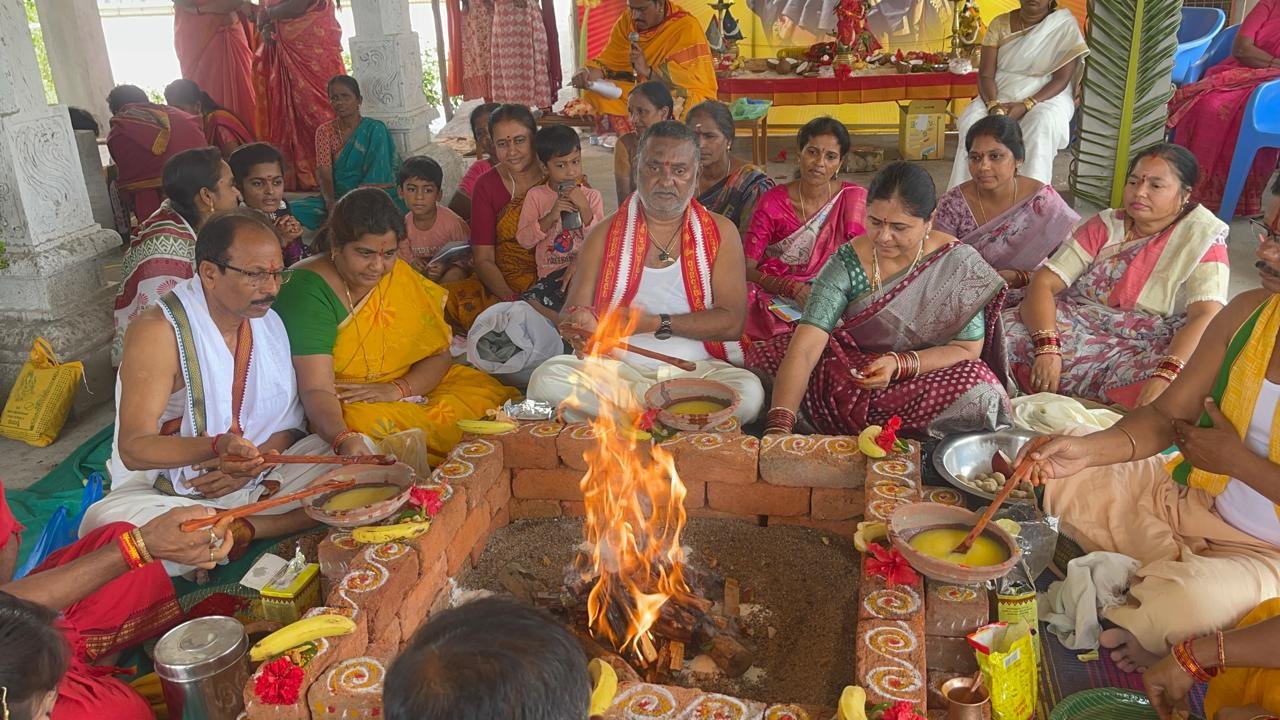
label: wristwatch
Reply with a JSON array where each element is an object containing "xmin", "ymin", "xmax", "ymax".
[{"xmin": 655, "ymin": 313, "xmax": 673, "ymax": 340}]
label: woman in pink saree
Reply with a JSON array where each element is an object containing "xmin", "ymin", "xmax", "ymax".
[
  {"xmin": 933, "ymin": 115, "xmax": 1078, "ymax": 302},
  {"xmin": 743, "ymin": 117, "xmax": 867, "ymax": 340},
  {"xmin": 754, "ymin": 161, "xmax": 1010, "ymax": 439},
  {"xmin": 253, "ymin": 0, "xmax": 345, "ymax": 191},
  {"xmin": 1169, "ymin": 0, "xmax": 1280, "ymax": 216},
  {"xmin": 173, "ymin": 0, "xmax": 258, "ymax": 135}
]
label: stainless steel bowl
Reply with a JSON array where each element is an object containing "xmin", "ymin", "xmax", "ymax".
[{"xmin": 932, "ymin": 429, "xmax": 1042, "ymax": 502}]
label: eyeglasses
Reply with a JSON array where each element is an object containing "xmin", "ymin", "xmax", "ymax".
[
  {"xmin": 1250, "ymin": 217, "xmax": 1280, "ymax": 246},
  {"xmin": 216, "ymin": 262, "xmax": 292, "ymax": 286}
]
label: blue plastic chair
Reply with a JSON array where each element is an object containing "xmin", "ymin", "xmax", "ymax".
[
  {"xmin": 1174, "ymin": 8, "xmax": 1226, "ymax": 86},
  {"xmin": 1185, "ymin": 23, "xmax": 1240, "ymax": 86},
  {"xmin": 1217, "ymin": 79, "xmax": 1280, "ymax": 220}
]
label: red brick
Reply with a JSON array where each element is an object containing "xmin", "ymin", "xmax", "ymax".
[
  {"xmin": 489, "ymin": 505, "xmax": 510, "ymax": 532},
  {"xmin": 468, "ymin": 421, "xmax": 563, "ymax": 469},
  {"xmin": 561, "ymin": 500, "xmax": 586, "ymax": 517},
  {"xmin": 556, "ymin": 423, "xmax": 599, "ymax": 471},
  {"xmin": 659, "ymin": 432, "xmax": 759, "ymax": 485},
  {"xmin": 682, "ymin": 480, "xmax": 706, "ymax": 511},
  {"xmin": 767, "ymin": 515, "xmax": 858, "ymax": 537},
  {"xmin": 925, "ymin": 634, "xmax": 978, "ymax": 674},
  {"xmin": 447, "ymin": 500, "xmax": 492, "ymax": 575},
  {"xmin": 318, "ymin": 531, "xmax": 362, "ymax": 583},
  {"xmin": 405, "ymin": 488, "xmax": 468, "ymax": 576},
  {"xmin": 512, "ymin": 467, "xmax": 585, "ymax": 501},
  {"xmin": 399, "ymin": 557, "xmax": 447, "ymax": 641},
  {"xmin": 925, "ymin": 581, "xmax": 989, "ymax": 638},
  {"xmin": 857, "ymin": 577, "xmax": 924, "ymax": 622},
  {"xmin": 927, "ymin": 670, "xmax": 967, "ymax": 710},
  {"xmin": 811, "ymin": 487, "xmax": 866, "ymax": 521},
  {"xmin": 484, "ymin": 469, "xmax": 512, "ymax": 513},
  {"xmin": 433, "ymin": 438, "xmax": 504, "ymax": 509},
  {"xmin": 758, "ymin": 434, "xmax": 866, "ymax": 488},
  {"xmin": 706, "ymin": 482, "xmax": 809, "ymax": 517},
  {"xmin": 688, "ymin": 506, "xmax": 762, "ymax": 523},
  {"xmin": 855, "ymin": 618, "xmax": 927, "ymax": 707},
  {"xmin": 864, "ymin": 441, "xmax": 923, "ymax": 493},
  {"xmin": 920, "ymin": 486, "xmax": 965, "ymax": 507},
  {"xmin": 508, "ymin": 498, "xmax": 562, "ymax": 520}
]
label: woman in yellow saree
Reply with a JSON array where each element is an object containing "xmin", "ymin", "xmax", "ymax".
[{"xmin": 273, "ymin": 188, "xmax": 519, "ymax": 465}]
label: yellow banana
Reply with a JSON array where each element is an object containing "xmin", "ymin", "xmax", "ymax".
[
  {"xmin": 456, "ymin": 419, "xmax": 517, "ymax": 435},
  {"xmin": 350, "ymin": 519, "xmax": 431, "ymax": 544},
  {"xmin": 250, "ymin": 613, "xmax": 357, "ymax": 662},
  {"xmin": 858, "ymin": 426, "xmax": 887, "ymax": 458},
  {"xmin": 588, "ymin": 659, "xmax": 618, "ymax": 716},
  {"xmin": 837, "ymin": 685, "xmax": 868, "ymax": 720}
]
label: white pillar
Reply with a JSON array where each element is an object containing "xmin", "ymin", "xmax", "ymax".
[
  {"xmin": 348, "ymin": 0, "xmax": 463, "ymax": 198},
  {"xmin": 34, "ymin": 0, "xmax": 115, "ymax": 130},
  {"xmin": 0, "ymin": 0, "xmax": 121, "ymax": 406}
]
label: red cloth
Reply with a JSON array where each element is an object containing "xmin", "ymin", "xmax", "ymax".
[
  {"xmin": 23, "ymin": 523, "xmax": 181, "ymax": 720},
  {"xmin": 174, "ymin": 4, "xmax": 260, "ymax": 138},
  {"xmin": 107, "ymin": 103, "xmax": 207, "ymax": 221},
  {"xmin": 446, "ymin": 0, "xmax": 464, "ymax": 97},
  {"xmin": 468, "ymin": 167, "xmax": 512, "ymax": 246},
  {"xmin": 0, "ymin": 484, "xmax": 21, "ymax": 552},
  {"xmin": 541, "ymin": 0, "xmax": 562, "ymax": 96},
  {"xmin": 254, "ymin": 0, "xmax": 345, "ymax": 191},
  {"xmin": 205, "ymin": 108, "xmax": 256, "ymax": 156}
]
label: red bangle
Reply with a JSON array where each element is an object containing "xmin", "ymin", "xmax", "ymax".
[
  {"xmin": 117, "ymin": 530, "xmax": 149, "ymax": 570},
  {"xmin": 332, "ymin": 429, "xmax": 360, "ymax": 453},
  {"xmin": 1172, "ymin": 638, "xmax": 1217, "ymax": 682},
  {"xmin": 210, "ymin": 432, "xmax": 226, "ymax": 458}
]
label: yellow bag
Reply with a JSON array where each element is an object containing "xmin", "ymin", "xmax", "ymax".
[
  {"xmin": 0, "ymin": 338, "xmax": 83, "ymax": 447},
  {"xmin": 968, "ymin": 621, "xmax": 1038, "ymax": 720}
]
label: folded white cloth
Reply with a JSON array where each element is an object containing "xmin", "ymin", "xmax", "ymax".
[
  {"xmin": 1040, "ymin": 551, "xmax": 1141, "ymax": 650},
  {"xmin": 1011, "ymin": 393, "xmax": 1121, "ymax": 434}
]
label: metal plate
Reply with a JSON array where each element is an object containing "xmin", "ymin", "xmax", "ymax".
[{"xmin": 931, "ymin": 429, "xmax": 1042, "ymax": 502}]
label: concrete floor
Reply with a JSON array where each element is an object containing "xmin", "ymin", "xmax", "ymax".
[{"xmin": 0, "ymin": 135, "xmax": 1264, "ymax": 490}]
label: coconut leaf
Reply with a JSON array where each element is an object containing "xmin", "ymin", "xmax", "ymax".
[{"xmin": 1070, "ymin": 0, "xmax": 1182, "ymax": 208}]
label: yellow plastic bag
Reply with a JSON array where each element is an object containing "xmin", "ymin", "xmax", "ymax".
[
  {"xmin": 0, "ymin": 338, "xmax": 83, "ymax": 447},
  {"xmin": 968, "ymin": 621, "xmax": 1038, "ymax": 720}
]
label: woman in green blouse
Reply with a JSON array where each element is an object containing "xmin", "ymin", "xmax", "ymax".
[{"xmin": 747, "ymin": 161, "xmax": 1012, "ymax": 438}]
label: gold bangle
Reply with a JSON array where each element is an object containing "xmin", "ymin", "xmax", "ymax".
[
  {"xmin": 1118, "ymin": 425, "xmax": 1138, "ymax": 462},
  {"xmin": 985, "ymin": 98, "xmax": 1001, "ymax": 110},
  {"xmin": 1023, "ymin": 97, "xmax": 1038, "ymax": 111}
]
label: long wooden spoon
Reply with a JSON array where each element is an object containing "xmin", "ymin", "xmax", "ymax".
[
  {"xmin": 952, "ymin": 437, "xmax": 1049, "ymax": 555},
  {"xmin": 179, "ymin": 478, "xmax": 357, "ymax": 532},
  {"xmin": 224, "ymin": 453, "xmax": 397, "ymax": 466},
  {"xmin": 560, "ymin": 327, "xmax": 698, "ymax": 371}
]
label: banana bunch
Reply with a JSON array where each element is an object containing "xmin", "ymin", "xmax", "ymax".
[
  {"xmin": 857, "ymin": 425, "xmax": 888, "ymax": 458},
  {"xmin": 350, "ymin": 519, "xmax": 431, "ymax": 544},
  {"xmin": 456, "ymin": 419, "xmax": 516, "ymax": 435},
  {"xmin": 249, "ymin": 613, "xmax": 357, "ymax": 662}
]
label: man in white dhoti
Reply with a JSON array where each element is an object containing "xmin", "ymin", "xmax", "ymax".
[
  {"xmin": 83, "ymin": 209, "xmax": 328, "ymax": 575},
  {"xmin": 527, "ymin": 121, "xmax": 764, "ymax": 424},
  {"xmin": 948, "ymin": 0, "xmax": 1088, "ymax": 188}
]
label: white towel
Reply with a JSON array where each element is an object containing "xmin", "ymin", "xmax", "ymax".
[{"xmin": 1040, "ymin": 551, "xmax": 1141, "ymax": 650}]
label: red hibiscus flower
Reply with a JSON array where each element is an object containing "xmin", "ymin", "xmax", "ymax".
[
  {"xmin": 254, "ymin": 657, "xmax": 305, "ymax": 705},
  {"xmin": 875, "ymin": 415, "xmax": 902, "ymax": 452},
  {"xmin": 409, "ymin": 485, "xmax": 444, "ymax": 517},
  {"xmin": 635, "ymin": 407, "xmax": 662, "ymax": 432},
  {"xmin": 866, "ymin": 542, "xmax": 919, "ymax": 587},
  {"xmin": 879, "ymin": 701, "xmax": 926, "ymax": 720},
  {"xmin": 835, "ymin": 63, "xmax": 853, "ymax": 80}
]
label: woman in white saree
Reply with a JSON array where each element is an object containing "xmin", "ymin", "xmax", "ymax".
[{"xmin": 948, "ymin": 0, "xmax": 1088, "ymax": 188}]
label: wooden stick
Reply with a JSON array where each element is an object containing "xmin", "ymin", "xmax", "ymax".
[
  {"xmin": 226, "ymin": 453, "xmax": 396, "ymax": 466},
  {"xmin": 953, "ymin": 436, "xmax": 1050, "ymax": 555},
  {"xmin": 178, "ymin": 478, "xmax": 357, "ymax": 532},
  {"xmin": 562, "ymin": 328, "xmax": 698, "ymax": 371}
]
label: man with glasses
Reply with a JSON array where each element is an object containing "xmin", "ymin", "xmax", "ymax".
[
  {"xmin": 569, "ymin": 0, "xmax": 717, "ymax": 128},
  {"xmin": 83, "ymin": 210, "xmax": 328, "ymax": 575},
  {"xmin": 528, "ymin": 121, "xmax": 763, "ymax": 424}
]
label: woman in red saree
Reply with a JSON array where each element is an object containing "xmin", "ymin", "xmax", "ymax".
[
  {"xmin": 173, "ymin": 0, "xmax": 259, "ymax": 136},
  {"xmin": 253, "ymin": 0, "xmax": 345, "ymax": 191},
  {"xmin": 741, "ymin": 117, "xmax": 864, "ymax": 340},
  {"xmin": 164, "ymin": 78, "xmax": 255, "ymax": 156},
  {"xmin": 755, "ymin": 161, "xmax": 1010, "ymax": 439},
  {"xmin": 1168, "ymin": 0, "xmax": 1280, "ymax": 216}
]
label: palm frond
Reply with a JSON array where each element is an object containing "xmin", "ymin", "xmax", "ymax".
[{"xmin": 1070, "ymin": 0, "xmax": 1182, "ymax": 208}]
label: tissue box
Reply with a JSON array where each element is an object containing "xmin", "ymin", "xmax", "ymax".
[
  {"xmin": 261, "ymin": 562, "xmax": 321, "ymax": 624},
  {"xmin": 898, "ymin": 100, "xmax": 947, "ymax": 161}
]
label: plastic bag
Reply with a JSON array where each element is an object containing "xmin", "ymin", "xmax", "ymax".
[
  {"xmin": 465, "ymin": 302, "xmax": 562, "ymax": 376},
  {"xmin": 13, "ymin": 472, "xmax": 105, "ymax": 579},
  {"xmin": 0, "ymin": 338, "xmax": 84, "ymax": 447},
  {"xmin": 968, "ymin": 621, "xmax": 1038, "ymax": 720},
  {"xmin": 377, "ymin": 428, "xmax": 431, "ymax": 480},
  {"xmin": 730, "ymin": 97, "xmax": 773, "ymax": 121}
]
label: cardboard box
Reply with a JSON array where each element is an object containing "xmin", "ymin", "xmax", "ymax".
[{"xmin": 899, "ymin": 100, "xmax": 947, "ymax": 161}]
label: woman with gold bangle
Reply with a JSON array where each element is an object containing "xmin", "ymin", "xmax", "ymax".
[
  {"xmin": 949, "ymin": 0, "xmax": 1088, "ymax": 187},
  {"xmin": 1005, "ymin": 144, "xmax": 1229, "ymax": 408}
]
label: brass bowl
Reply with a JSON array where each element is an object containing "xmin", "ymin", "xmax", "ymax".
[
  {"xmin": 887, "ymin": 502, "xmax": 1022, "ymax": 584},
  {"xmin": 302, "ymin": 462, "xmax": 416, "ymax": 529},
  {"xmin": 643, "ymin": 378, "xmax": 740, "ymax": 432}
]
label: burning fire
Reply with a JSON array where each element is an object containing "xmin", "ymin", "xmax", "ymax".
[{"xmin": 569, "ymin": 309, "xmax": 692, "ymax": 659}]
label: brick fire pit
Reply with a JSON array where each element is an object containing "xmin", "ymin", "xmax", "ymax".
[{"xmin": 240, "ymin": 423, "xmax": 989, "ymax": 719}]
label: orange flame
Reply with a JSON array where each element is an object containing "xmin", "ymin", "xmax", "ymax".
[{"xmin": 567, "ymin": 309, "xmax": 691, "ymax": 658}]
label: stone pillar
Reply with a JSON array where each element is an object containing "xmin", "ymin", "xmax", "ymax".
[
  {"xmin": 34, "ymin": 0, "xmax": 115, "ymax": 130},
  {"xmin": 348, "ymin": 0, "xmax": 463, "ymax": 198},
  {"xmin": 0, "ymin": 0, "xmax": 121, "ymax": 406}
]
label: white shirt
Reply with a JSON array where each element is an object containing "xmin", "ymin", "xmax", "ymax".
[
  {"xmin": 618, "ymin": 261, "xmax": 712, "ymax": 373},
  {"xmin": 1216, "ymin": 379, "xmax": 1280, "ymax": 547}
]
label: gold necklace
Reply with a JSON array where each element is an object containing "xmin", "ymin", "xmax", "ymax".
[
  {"xmin": 652, "ymin": 216, "xmax": 684, "ymax": 264},
  {"xmin": 797, "ymin": 180, "xmax": 833, "ymax": 223},
  {"xmin": 337, "ymin": 265, "xmax": 382, "ymax": 382},
  {"xmin": 872, "ymin": 232, "xmax": 928, "ymax": 293},
  {"xmin": 975, "ymin": 176, "xmax": 1019, "ymax": 225}
]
